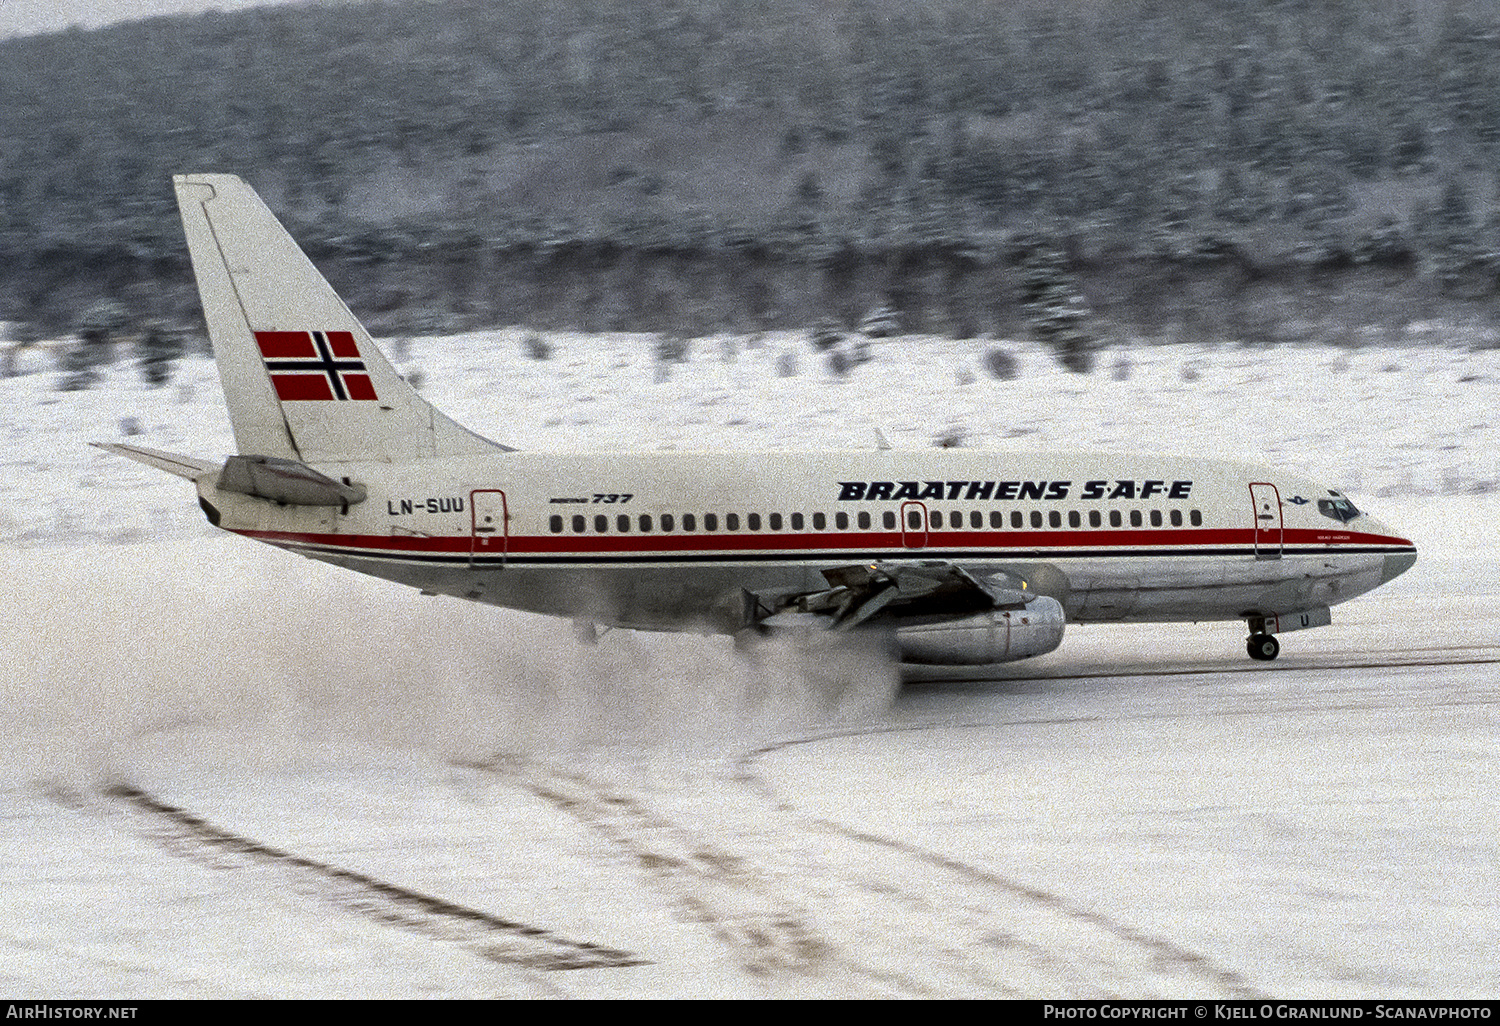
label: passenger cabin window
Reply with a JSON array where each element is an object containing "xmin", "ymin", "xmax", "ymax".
[
  {"xmin": 882, "ymin": 511, "xmax": 896, "ymax": 529},
  {"xmin": 595, "ymin": 514, "xmax": 608, "ymax": 532},
  {"xmin": 748, "ymin": 513, "xmax": 761, "ymax": 531},
  {"xmin": 1049, "ymin": 511, "xmax": 1062, "ymax": 528},
  {"xmin": 990, "ymin": 511, "xmax": 1003, "ymax": 529},
  {"xmin": 1130, "ymin": 510, "xmax": 1143, "ymax": 527},
  {"xmin": 617, "ymin": 514, "xmax": 630, "ymax": 532},
  {"xmin": 907, "ymin": 510, "xmax": 922, "ymax": 529},
  {"xmin": 1068, "ymin": 511, "xmax": 1081, "ymax": 528},
  {"xmin": 1318, "ymin": 496, "xmax": 1361, "ymax": 523},
  {"xmin": 572, "ymin": 514, "xmax": 586, "ymax": 532},
  {"xmin": 1089, "ymin": 510, "xmax": 1102, "ymax": 528},
  {"xmin": 813, "ymin": 512, "xmax": 827, "ymax": 530},
  {"xmin": 1110, "ymin": 510, "xmax": 1122, "ymax": 528},
  {"xmin": 1190, "ymin": 510, "xmax": 1203, "ymax": 527},
  {"xmin": 639, "ymin": 515, "xmax": 653, "ymax": 532},
  {"xmin": 1012, "ymin": 511, "xmax": 1024, "ymax": 529},
  {"xmin": 790, "ymin": 513, "xmax": 804, "ymax": 530},
  {"xmin": 550, "ymin": 515, "xmax": 564, "ymax": 533},
  {"xmin": 704, "ymin": 513, "xmax": 718, "ymax": 531},
  {"xmin": 726, "ymin": 513, "xmax": 740, "ymax": 531},
  {"xmin": 835, "ymin": 512, "xmax": 849, "ymax": 530},
  {"xmin": 1150, "ymin": 510, "xmax": 1162, "ymax": 527},
  {"xmin": 1170, "ymin": 510, "xmax": 1182, "ymax": 527},
  {"xmin": 769, "ymin": 513, "xmax": 783, "ymax": 531},
  {"xmin": 857, "ymin": 512, "xmax": 870, "ymax": 530},
  {"xmin": 661, "ymin": 514, "xmax": 675, "ymax": 531},
  {"xmin": 1030, "ymin": 511, "xmax": 1043, "ymax": 529},
  {"xmin": 682, "ymin": 513, "xmax": 695, "ymax": 531}
]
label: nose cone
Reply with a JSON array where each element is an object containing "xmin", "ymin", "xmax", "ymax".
[
  {"xmin": 1357, "ymin": 511, "xmax": 1416, "ymax": 586},
  {"xmin": 1382, "ymin": 549, "xmax": 1417, "ymax": 585}
]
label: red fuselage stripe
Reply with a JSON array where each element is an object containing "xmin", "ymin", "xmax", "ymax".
[{"xmin": 237, "ymin": 525, "xmax": 1415, "ymax": 556}]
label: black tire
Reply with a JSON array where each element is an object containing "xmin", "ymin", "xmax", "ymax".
[{"xmin": 1247, "ymin": 633, "xmax": 1280, "ymax": 661}]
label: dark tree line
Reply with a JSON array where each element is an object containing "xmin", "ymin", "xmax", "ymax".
[{"xmin": 4, "ymin": 0, "xmax": 1500, "ymax": 343}]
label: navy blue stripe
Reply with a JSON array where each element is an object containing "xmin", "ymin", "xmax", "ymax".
[
  {"xmin": 278, "ymin": 543, "xmax": 1415, "ymax": 568},
  {"xmin": 263, "ymin": 330, "xmax": 366, "ymax": 400}
]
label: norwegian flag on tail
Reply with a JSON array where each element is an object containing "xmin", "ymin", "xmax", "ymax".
[{"xmin": 254, "ymin": 330, "xmax": 378, "ymax": 401}]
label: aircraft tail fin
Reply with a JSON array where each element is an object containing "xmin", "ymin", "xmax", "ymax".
[{"xmin": 172, "ymin": 173, "xmax": 506, "ymax": 464}]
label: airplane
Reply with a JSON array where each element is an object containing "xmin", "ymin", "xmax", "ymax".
[{"xmin": 97, "ymin": 174, "xmax": 1417, "ymax": 666}]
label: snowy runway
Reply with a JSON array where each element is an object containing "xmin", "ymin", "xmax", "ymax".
[
  {"xmin": 1, "ymin": 336, "xmax": 1495, "ymax": 996},
  {"xmin": 2, "ymin": 514, "xmax": 1494, "ymax": 998}
]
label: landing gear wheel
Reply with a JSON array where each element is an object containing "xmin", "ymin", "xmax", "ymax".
[{"xmin": 1247, "ymin": 633, "xmax": 1280, "ymax": 661}]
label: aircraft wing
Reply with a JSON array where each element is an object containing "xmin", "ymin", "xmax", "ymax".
[{"xmin": 763, "ymin": 559, "xmax": 1041, "ymax": 632}]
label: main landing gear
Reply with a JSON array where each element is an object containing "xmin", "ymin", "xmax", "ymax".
[{"xmin": 1246, "ymin": 632, "xmax": 1280, "ymax": 661}]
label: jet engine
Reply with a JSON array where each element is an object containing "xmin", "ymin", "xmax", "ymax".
[{"xmin": 893, "ymin": 596, "xmax": 1065, "ymax": 665}]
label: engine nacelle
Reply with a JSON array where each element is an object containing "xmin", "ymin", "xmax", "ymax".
[{"xmin": 893, "ymin": 597, "xmax": 1066, "ymax": 665}]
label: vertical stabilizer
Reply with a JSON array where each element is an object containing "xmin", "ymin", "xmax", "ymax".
[{"xmin": 173, "ymin": 173, "xmax": 503, "ymax": 463}]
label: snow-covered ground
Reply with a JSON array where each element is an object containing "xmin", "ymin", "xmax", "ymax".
[
  {"xmin": 1, "ymin": 331, "xmax": 1496, "ymax": 997},
  {"xmin": 3, "ymin": 330, "xmax": 1498, "ymax": 547}
]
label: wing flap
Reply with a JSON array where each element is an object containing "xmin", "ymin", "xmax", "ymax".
[{"xmin": 776, "ymin": 559, "xmax": 1043, "ymax": 632}]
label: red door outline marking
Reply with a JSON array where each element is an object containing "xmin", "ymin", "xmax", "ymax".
[
  {"xmin": 1250, "ymin": 482, "xmax": 1282, "ymax": 560},
  {"xmin": 470, "ymin": 489, "xmax": 508, "ymax": 566}
]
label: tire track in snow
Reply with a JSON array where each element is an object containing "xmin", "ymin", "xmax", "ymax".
[
  {"xmin": 472, "ymin": 751, "xmax": 1260, "ymax": 997},
  {"xmin": 95, "ymin": 781, "xmax": 648, "ymax": 973},
  {"xmin": 734, "ymin": 730, "xmax": 1264, "ymax": 998},
  {"xmin": 466, "ymin": 755, "xmax": 832, "ymax": 979}
]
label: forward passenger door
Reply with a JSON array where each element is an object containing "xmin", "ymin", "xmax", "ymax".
[{"xmin": 1250, "ymin": 483, "xmax": 1282, "ymax": 560}]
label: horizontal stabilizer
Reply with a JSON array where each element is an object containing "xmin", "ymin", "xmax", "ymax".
[
  {"xmin": 94, "ymin": 443, "xmax": 365, "ymax": 507},
  {"xmin": 218, "ymin": 454, "xmax": 367, "ymax": 506},
  {"xmin": 91, "ymin": 442, "xmax": 218, "ymax": 480}
]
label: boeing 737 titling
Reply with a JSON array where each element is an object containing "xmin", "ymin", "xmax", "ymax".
[{"xmin": 98, "ymin": 174, "xmax": 1417, "ymax": 666}]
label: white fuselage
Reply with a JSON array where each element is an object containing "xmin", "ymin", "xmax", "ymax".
[
  {"xmin": 137, "ymin": 174, "xmax": 1418, "ymax": 665},
  {"xmin": 196, "ymin": 449, "xmax": 1417, "ymax": 634}
]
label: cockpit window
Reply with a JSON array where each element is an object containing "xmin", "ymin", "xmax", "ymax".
[{"xmin": 1317, "ymin": 496, "xmax": 1361, "ymax": 523}]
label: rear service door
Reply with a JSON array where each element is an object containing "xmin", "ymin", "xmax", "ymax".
[
  {"xmin": 1250, "ymin": 483, "xmax": 1282, "ymax": 560},
  {"xmin": 470, "ymin": 489, "xmax": 509, "ymax": 566}
]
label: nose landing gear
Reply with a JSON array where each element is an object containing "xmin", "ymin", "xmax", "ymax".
[
  {"xmin": 1246, "ymin": 632, "xmax": 1280, "ymax": 661},
  {"xmin": 1243, "ymin": 608, "xmax": 1329, "ymax": 661}
]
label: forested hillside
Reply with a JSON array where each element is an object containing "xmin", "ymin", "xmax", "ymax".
[{"xmin": 4, "ymin": 0, "xmax": 1500, "ymax": 345}]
